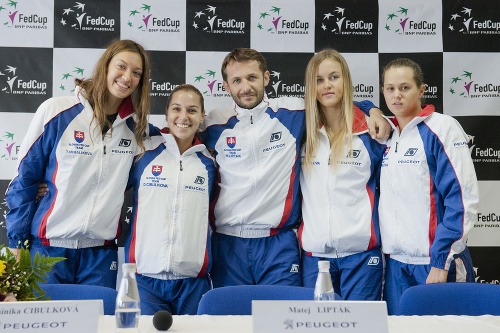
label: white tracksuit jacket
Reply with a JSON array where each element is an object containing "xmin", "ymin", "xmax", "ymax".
[
  {"xmin": 299, "ymin": 107, "xmax": 386, "ymax": 257},
  {"xmin": 202, "ymin": 96, "xmax": 305, "ymax": 237},
  {"xmin": 379, "ymin": 105, "xmax": 479, "ymax": 270},
  {"xmin": 5, "ymin": 87, "xmax": 148, "ymax": 249},
  {"xmin": 125, "ymin": 130, "xmax": 217, "ymax": 279}
]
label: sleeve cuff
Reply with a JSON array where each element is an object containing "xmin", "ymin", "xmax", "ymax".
[
  {"xmin": 354, "ymin": 100, "xmax": 377, "ymax": 116},
  {"xmin": 430, "ymin": 257, "xmax": 447, "ymax": 270}
]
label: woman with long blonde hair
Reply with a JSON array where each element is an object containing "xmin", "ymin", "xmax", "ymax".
[{"xmin": 299, "ymin": 49, "xmax": 385, "ymax": 300}]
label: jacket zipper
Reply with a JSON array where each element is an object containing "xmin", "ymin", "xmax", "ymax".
[
  {"xmin": 85, "ymin": 135, "xmax": 105, "ymax": 235},
  {"xmin": 249, "ymin": 112, "xmax": 257, "ymax": 224},
  {"xmin": 168, "ymin": 157, "xmax": 183, "ymax": 271}
]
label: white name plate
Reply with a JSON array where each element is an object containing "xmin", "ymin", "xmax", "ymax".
[
  {"xmin": 0, "ymin": 299, "xmax": 102, "ymax": 333},
  {"xmin": 253, "ymin": 300, "xmax": 388, "ymax": 333}
]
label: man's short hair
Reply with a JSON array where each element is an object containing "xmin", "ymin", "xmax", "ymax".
[{"xmin": 221, "ymin": 48, "xmax": 268, "ymax": 82}]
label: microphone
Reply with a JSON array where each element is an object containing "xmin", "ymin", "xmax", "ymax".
[{"xmin": 153, "ymin": 310, "xmax": 173, "ymax": 331}]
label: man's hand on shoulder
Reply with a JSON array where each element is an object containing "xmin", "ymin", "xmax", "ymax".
[
  {"xmin": 368, "ymin": 108, "xmax": 391, "ymax": 140},
  {"xmin": 36, "ymin": 183, "xmax": 49, "ymax": 201}
]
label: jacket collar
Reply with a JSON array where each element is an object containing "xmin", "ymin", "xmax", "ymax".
[
  {"xmin": 233, "ymin": 94, "xmax": 269, "ymax": 120},
  {"xmin": 318, "ymin": 105, "xmax": 369, "ymax": 136},
  {"xmin": 389, "ymin": 104, "xmax": 435, "ymax": 132},
  {"xmin": 160, "ymin": 127, "xmax": 206, "ymax": 155},
  {"xmin": 117, "ymin": 96, "xmax": 135, "ymax": 119},
  {"xmin": 75, "ymin": 86, "xmax": 136, "ymax": 121}
]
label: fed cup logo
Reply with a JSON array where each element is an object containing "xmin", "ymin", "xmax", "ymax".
[
  {"xmin": 385, "ymin": 7, "xmax": 409, "ymax": 34},
  {"xmin": 449, "ymin": 70, "xmax": 474, "ymax": 97},
  {"xmin": 320, "ymin": 6, "xmax": 373, "ymax": 35},
  {"xmin": 127, "ymin": 3, "xmax": 180, "ymax": 33},
  {"xmin": 1, "ymin": 131, "xmax": 17, "ymax": 160},
  {"xmin": 0, "ymin": 64, "xmax": 48, "ymax": 96},
  {"xmin": 191, "ymin": 4, "xmax": 244, "ymax": 34},
  {"xmin": 448, "ymin": 6, "xmax": 500, "ymax": 37},
  {"xmin": 448, "ymin": 69, "xmax": 500, "ymax": 99},
  {"xmin": 194, "ymin": 69, "xmax": 218, "ymax": 96},
  {"xmin": 384, "ymin": 7, "xmax": 437, "ymax": 36},
  {"xmin": 1, "ymin": 65, "xmax": 17, "ymax": 94},
  {"xmin": 58, "ymin": 67, "xmax": 86, "ymax": 94},
  {"xmin": 257, "ymin": 5, "xmax": 309, "ymax": 35},
  {"xmin": 59, "ymin": 1, "xmax": 115, "ymax": 32},
  {"xmin": 1, "ymin": 0, "xmax": 49, "ymax": 30},
  {"xmin": 267, "ymin": 68, "xmax": 305, "ymax": 98},
  {"xmin": 448, "ymin": 7, "xmax": 473, "ymax": 34},
  {"xmin": 127, "ymin": 3, "xmax": 153, "ymax": 31}
]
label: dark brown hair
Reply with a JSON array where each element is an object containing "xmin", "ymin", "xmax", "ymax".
[
  {"xmin": 221, "ymin": 48, "xmax": 268, "ymax": 82},
  {"xmin": 76, "ymin": 39, "xmax": 151, "ymax": 154},
  {"xmin": 382, "ymin": 58, "xmax": 424, "ymax": 87}
]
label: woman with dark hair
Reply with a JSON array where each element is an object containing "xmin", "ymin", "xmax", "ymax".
[
  {"xmin": 5, "ymin": 39, "xmax": 153, "ymax": 288},
  {"xmin": 125, "ymin": 84, "xmax": 217, "ymax": 315},
  {"xmin": 379, "ymin": 58, "xmax": 479, "ymax": 315}
]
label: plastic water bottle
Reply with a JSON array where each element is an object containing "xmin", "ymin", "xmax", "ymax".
[
  {"xmin": 314, "ymin": 260, "xmax": 335, "ymax": 301},
  {"xmin": 116, "ymin": 263, "xmax": 141, "ymax": 333}
]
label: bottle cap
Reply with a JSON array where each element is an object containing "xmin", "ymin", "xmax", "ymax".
[
  {"xmin": 318, "ymin": 260, "xmax": 330, "ymax": 270},
  {"xmin": 122, "ymin": 263, "xmax": 136, "ymax": 272}
]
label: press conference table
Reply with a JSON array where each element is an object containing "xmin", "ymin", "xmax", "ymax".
[{"xmin": 98, "ymin": 315, "xmax": 500, "ymax": 333}]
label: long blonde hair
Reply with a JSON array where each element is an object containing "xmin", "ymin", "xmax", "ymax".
[
  {"xmin": 75, "ymin": 39, "xmax": 151, "ymax": 154},
  {"xmin": 303, "ymin": 49, "xmax": 354, "ymax": 173}
]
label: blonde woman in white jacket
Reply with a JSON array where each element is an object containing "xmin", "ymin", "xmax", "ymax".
[{"xmin": 299, "ymin": 49, "xmax": 386, "ymax": 300}]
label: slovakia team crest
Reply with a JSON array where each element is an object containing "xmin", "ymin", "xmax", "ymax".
[
  {"xmin": 152, "ymin": 165, "xmax": 163, "ymax": 177},
  {"xmin": 74, "ymin": 131, "xmax": 85, "ymax": 143},
  {"xmin": 226, "ymin": 137, "xmax": 236, "ymax": 148}
]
